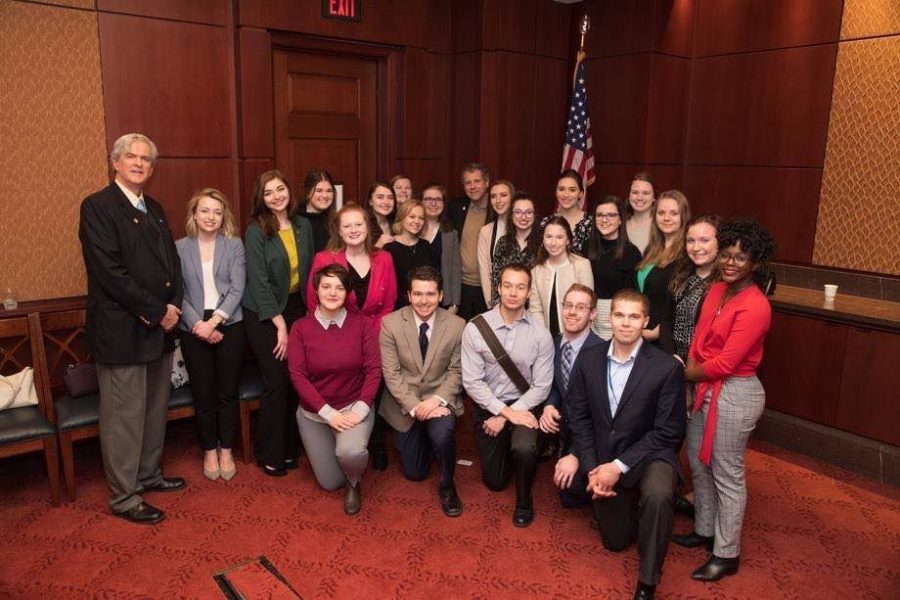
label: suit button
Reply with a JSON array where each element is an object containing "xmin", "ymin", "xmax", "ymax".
[{"xmin": 165, "ymin": 281, "xmax": 171, "ymax": 287}]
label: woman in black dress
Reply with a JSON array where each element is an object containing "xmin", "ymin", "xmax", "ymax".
[{"xmin": 384, "ymin": 200, "xmax": 433, "ymax": 309}]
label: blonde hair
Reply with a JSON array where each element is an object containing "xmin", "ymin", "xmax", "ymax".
[
  {"xmin": 638, "ymin": 189, "xmax": 690, "ymax": 269},
  {"xmin": 392, "ymin": 200, "xmax": 425, "ymax": 236},
  {"xmin": 185, "ymin": 188, "xmax": 237, "ymax": 238}
]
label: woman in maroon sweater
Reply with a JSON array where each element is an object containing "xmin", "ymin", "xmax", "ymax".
[
  {"xmin": 288, "ymin": 263, "xmax": 381, "ymax": 515},
  {"xmin": 672, "ymin": 218, "xmax": 775, "ymax": 582}
]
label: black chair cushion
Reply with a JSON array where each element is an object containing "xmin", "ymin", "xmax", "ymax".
[
  {"xmin": 56, "ymin": 394, "xmax": 100, "ymax": 431},
  {"xmin": 0, "ymin": 406, "xmax": 55, "ymax": 445},
  {"xmin": 239, "ymin": 365, "xmax": 263, "ymax": 401},
  {"xmin": 168, "ymin": 386, "xmax": 194, "ymax": 409}
]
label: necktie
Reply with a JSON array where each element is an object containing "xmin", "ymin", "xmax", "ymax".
[
  {"xmin": 560, "ymin": 341, "xmax": 573, "ymax": 391},
  {"xmin": 419, "ymin": 322, "xmax": 429, "ymax": 361},
  {"xmin": 136, "ymin": 198, "xmax": 147, "ymax": 213}
]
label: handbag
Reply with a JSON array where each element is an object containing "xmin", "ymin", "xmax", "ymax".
[
  {"xmin": 0, "ymin": 366, "xmax": 39, "ymax": 411},
  {"xmin": 63, "ymin": 362, "xmax": 99, "ymax": 397},
  {"xmin": 471, "ymin": 315, "xmax": 530, "ymax": 395}
]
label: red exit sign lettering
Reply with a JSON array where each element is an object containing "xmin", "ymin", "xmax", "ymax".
[{"xmin": 323, "ymin": 0, "xmax": 362, "ymax": 22}]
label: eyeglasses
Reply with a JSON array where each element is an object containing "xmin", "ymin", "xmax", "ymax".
[
  {"xmin": 513, "ymin": 209, "xmax": 535, "ymax": 217},
  {"xmin": 562, "ymin": 302, "xmax": 592, "ymax": 313},
  {"xmin": 718, "ymin": 251, "xmax": 750, "ymax": 266},
  {"xmin": 595, "ymin": 213, "xmax": 620, "ymax": 221},
  {"xmin": 422, "ymin": 197, "xmax": 443, "ymax": 204}
]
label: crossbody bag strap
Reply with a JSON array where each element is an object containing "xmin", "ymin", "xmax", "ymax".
[{"xmin": 471, "ymin": 315, "xmax": 530, "ymax": 395}]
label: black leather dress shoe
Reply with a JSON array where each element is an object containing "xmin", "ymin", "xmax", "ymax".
[
  {"xmin": 144, "ymin": 477, "xmax": 186, "ymax": 492},
  {"xmin": 691, "ymin": 555, "xmax": 740, "ymax": 581},
  {"xmin": 344, "ymin": 482, "xmax": 362, "ymax": 515},
  {"xmin": 259, "ymin": 463, "xmax": 287, "ymax": 477},
  {"xmin": 371, "ymin": 447, "xmax": 388, "ymax": 472},
  {"xmin": 283, "ymin": 458, "xmax": 299, "ymax": 470},
  {"xmin": 512, "ymin": 505, "xmax": 534, "ymax": 528},
  {"xmin": 115, "ymin": 502, "xmax": 165, "ymax": 525},
  {"xmin": 439, "ymin": 485, "xmax": 463, "ymax": 518},
  {"xmin": 671, "ymin": 531, "xmax": 714, "ymax": 551},
  {"xmin": 673, "ymin": 493, "xmax": 695, "ymax": 518},
  {"xmin": 633, "ymin": 582, "xmax": 655, "ymax": 600}
]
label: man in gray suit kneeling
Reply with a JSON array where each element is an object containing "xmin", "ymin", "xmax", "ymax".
[{"xmin": 380, "ymin": 266, "xmax": 466, "ymax": 517}]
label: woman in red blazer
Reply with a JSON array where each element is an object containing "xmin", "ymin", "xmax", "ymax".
[
  {"xmin": 306, "ymin": 203, "xmax": 397, "ymax": 329},
  {"xmin": 672, "ymin": 217, "xmax": 776, "ymax": 583}
]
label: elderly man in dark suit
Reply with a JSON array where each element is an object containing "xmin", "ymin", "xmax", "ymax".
[
  {"xmin": 538, "ymin": 283, "xmax": 603, "ymax": 509},
  {"xmin": 568, "ymin": 289, "xmax": 686, "ymax": 600},
  {"xmin": 380, "ymin": 266, "xmax": 466, "ymax": 517},
  {"xmin": 79, "ymin": 133, "xmax": 185, "ymax": 525}
]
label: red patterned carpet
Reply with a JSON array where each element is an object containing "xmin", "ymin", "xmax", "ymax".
[{"xmin": 1, "ymin": 417, "xmax": 898, "ymax": 599}]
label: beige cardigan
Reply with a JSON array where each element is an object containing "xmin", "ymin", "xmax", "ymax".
[
  {"xmin": 529, "ymin": 254, "xmax": 594, "ymax": 331},
  {"xmin": 477, "ymin": 220, "xmax": 507, "ymax": 305}
]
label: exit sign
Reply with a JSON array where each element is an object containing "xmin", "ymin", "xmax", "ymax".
[{"xmin": 323, "ymin": 0, "xmax": 362, "ymax": 22}]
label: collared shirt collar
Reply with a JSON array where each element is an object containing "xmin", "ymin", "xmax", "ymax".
[
  {"xmin": 489, "ymin": 304, "xmax": 532, "ymax": 329},
  {"xmin": 561, "ymin": 327, "xmax": 591, "ymax": 355},
  {"xmin": 607, "ymin": 337, "xmax": 643, "ymax": 364},
  {"xmin": 315, "ymin": 307, "xmax": 347, "ymax": 329},
  {"xmin": 114, "ymin": 178, "xmax": 144, "ymax": 209},
  {"xmin": 413, "ymin": 310, "xmax": 436, "ymax": 332}
]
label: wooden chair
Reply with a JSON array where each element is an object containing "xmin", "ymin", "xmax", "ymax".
[
  {"xmin": 40, "ymin": 309, "xmax": 195, "ymax": 501},
  {"xmin": 238, "ymin": 365, "xmax": 263, "ymax": 464},
  {"xmin": 0, "ymin": 313, "xmax": 61, "ymax": 506}
]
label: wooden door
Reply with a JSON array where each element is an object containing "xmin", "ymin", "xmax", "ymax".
[{"xmin": 273, "ymin": 50, "xmax": 378, "ymax": 205}]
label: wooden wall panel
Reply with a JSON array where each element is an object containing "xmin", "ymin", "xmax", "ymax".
[
  {"xmin": 593, "ymin": 164, "xmax": 683, "ymax": 200},
  {"xmin": 237, "ymin": 28, "xmax": 274, "ymax": 159},
  {"xmin": 580, "ymin": 0, "xmax": 655, "ymax": 58},
  {"xmin": 239, "ymin": 0, "xmax": 451, "ymax": 52},
  {"xmin": 143, "ymin": 159, "xmax": 236, "ymax": 239},
  {"xmin": 653, "ymin": 0, "xmax": 694, "ymax": 57},
  {"xmin": 535, "ymin": 0, "xmax": 573, "ymax": 60},
  {"xmin": 684, "ymin": 166, "xmax": 821, "ymax": 263},
  {"xmin": 97, "ymin": 0, "xmax": 228, "ymax": 26},
  {"xmin": 452, "ymin": 0, "xmax": 484, "ymax": 54},
  {"xmin": 530, "ymin": 56, "xmax": 570, "ymax": 206},
  {"xmin": 239, "ymin": 159, "xmax": 275, "ymax": 225},
  {"xmin": 99, "ymin": 13, "xmax": 232, "ymax": 157},
  {"xmin": 483, "ymin": 0, "xmax": 537, "ymax": 53},
  {"xmin": 694, "ymin": 0, "xmax": 843, "ymax": 57},
  {"xmin": 687, "ymin": 45, "xmax": 837, "ymax": 168},
  {"xmin": 399, "ymin": 49, "xmax": 450, "ymax": 161},
  {"xmin": 645, "ymin": 54, "xmax": 689, "ymax": 164},
  {"xmin": 450, "ymin": 52, "xmax": 483, "ymax": 194},
  {"xmin": 587, "ymin": 53, "xmax": 651, "ymax": 164}
]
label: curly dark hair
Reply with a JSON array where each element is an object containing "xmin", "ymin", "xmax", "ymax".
[{"xmin": 717, "ymin": 217, "xmax": 776, "ymax": 289}]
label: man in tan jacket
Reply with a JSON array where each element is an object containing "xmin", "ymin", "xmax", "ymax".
[{"xmin": 380, "ymin": 266, "xmax": 466, "ymax": 517}]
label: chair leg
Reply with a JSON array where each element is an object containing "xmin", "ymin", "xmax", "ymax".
[
  {"xmin": 240, "ymin": 403, "xmax": 252, "ymax": 464},
  {"xmin": 43, "ymin": 436, "xmax": 61, "ymax": 507},
  {"xmin": 60, "ymin": 431, "xmax": 77, "ymax": 502}
]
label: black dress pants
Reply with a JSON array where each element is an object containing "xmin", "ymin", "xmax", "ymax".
[
  {"xmin": 179, "ymin": 319, "xmax": 245, "ymax": 450},
  {"xmin": 394, "ymin": 413, "xmax": 456, "ymax": 488},
  {"xmin": 592, "ymin": 460, "xmax": 676, "ymax": 586},
  {"xmin": 473, "ymin": 405, "xmax": 538, "ymax": 506},
  {"xmin": 244, "ymin": 294, "xmax": 304, "ymax": 468}
]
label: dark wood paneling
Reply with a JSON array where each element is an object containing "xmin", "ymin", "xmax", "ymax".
[
  {"xmin": 594, "ymin": 163, "xmax": 683, "ymax": 200},
  {"xmin": 653, "ymin": 0, "xmax": 694, "ymax": 58},
  {"xmin": 694, "ymin": 0, "xmax": 843, "ymax": 57},
  {"xmin": 399, "ymin": 49, "xmax": 450, "ymax": 162},
  {"xmin": 645, "ymin": 53, "xmax": 689, "ymax": 163},
  {"xmin": 687, "ymin": 45, "xmax": 837, "ymax": 168},
  {"xmin": 452, "ymin": 0, "xmax": 485, "ymax": 54},
  {"xmin": 99, "ymin": 14, "xmax": 231, "ymax": 157},
  {"xmin": 535, "ymin": 0, "xmax": 574, "ymax": 60},
  {"xmin": 530, "ymin": 56, "xmax": 570, "ymax": 204},
  {"xmin": 237, "ymin": 28, "xmax": 274, "ymax": 159},
  {"xmin": 580, "ymin": 0, "xmax": 656, "ymax": 58},
  {"xmin": 836, "ymin": 328, "xmax": 900, "ymax": 446},
  {"xmin": 97, "ymin": 0, "xmax": 228, "ymax": 25},
  {"xmin": 483, "ymin": 0, "xmax": 537, "ymax": 54},
  {"xmin": 239, "ymin": 0, "xmax": 450, "ymax": 52},
  {"xmin": 143, "ymin": 159, "xmax": 236, "ymax": 239},
  {"xmin": 239, "ymin": 159, "xmax": 275, "ymax": 227},
  {"xmin": 586, "ymin": 53, "xmax": 651, "ymax": 164},
  {"xmin": 683, "ymin": 166, "xmax": 821, "ymax": 263},
  {"xmin": 760, "ymin": 312, "xmax": 846, "ymax": 426},
  {"xmin": 393, "ymin": 160, "xmax": 449, "ymax": 193},
  {"xmin": 450, "ymin": 51, "xmax": 483, "ymax": 196}
]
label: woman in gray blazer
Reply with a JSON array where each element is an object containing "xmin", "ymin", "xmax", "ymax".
[{"xmin": 176, "ymin": 188, "xmax": 246, "ymax": 481}]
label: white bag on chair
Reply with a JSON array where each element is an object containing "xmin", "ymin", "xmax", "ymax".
[{"xmin": 0, "ymin": 366, "xmax": 39, "ymax": 411}]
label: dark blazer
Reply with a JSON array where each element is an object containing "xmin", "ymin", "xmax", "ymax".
[
  {"xmin": 445, "ymin": 196, "xmax": 471, "ymax": 235},
  {"xmin": 175, "ymin": 234, "xmax": 245, "ymax": 330},
  {"xmin": 79, "ymin": 183, "xmax": 183, "ymax": 364},
  {"xmin": 546, "ymin": 331, "xmax": 604, "ymax": 413},
  {"xmin": 242, "ymin": 215, "xmax": 314, "ymax": 321},
  {"xmin": 567, "ymin": 340, "xmax": 686, "ymax": 488}
]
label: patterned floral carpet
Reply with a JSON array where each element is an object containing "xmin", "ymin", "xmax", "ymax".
[{"xmin": 1, "ymin": 418, "xmax": 898, "ymax": 599}]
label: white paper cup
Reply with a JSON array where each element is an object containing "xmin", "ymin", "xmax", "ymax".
[{"xmin": 824, "ymin": 284, "xmax": 838, "ymax": 301}]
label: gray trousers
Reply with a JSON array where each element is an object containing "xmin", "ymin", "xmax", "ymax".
[
  {"xmin": 296, "ymin": 408, "xmax": 374, "ymax": 491},
  {"xmin": 97, "ymin": 353, "xmax": 173, "ymax": 513},
  {"xmin": 687, "ymin": 376, "xmax": 765, "ymax": 558}
]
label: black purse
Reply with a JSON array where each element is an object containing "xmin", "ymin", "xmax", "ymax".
[{"xmin": 63, "ymin": 362, "xmax": 99, "ymax": 397}]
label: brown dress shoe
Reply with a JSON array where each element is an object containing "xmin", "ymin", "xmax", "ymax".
[{"xmin": 344, "ymin": 482, "xmax": 362, "ymax": 515}]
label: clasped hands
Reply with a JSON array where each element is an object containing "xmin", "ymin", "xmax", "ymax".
[
  {"xmin": 414, "ymin": 396, "xmax": 451, "ymax": 421},
  {"xmin": 192, "ymin": 318, "xmax": 223, "ymax": 344},
  {"xmin": 483, "ymin": 406, "xmax": 538, "ymax": 437},
  {"xmin": 587, "ymin": 462, "xmax": 622, "ymax": 498},
  {"xmin": 329, "ymin": 410, "xmax": 363, "ymax": 432}
]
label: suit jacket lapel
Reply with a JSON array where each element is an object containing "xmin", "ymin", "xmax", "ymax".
[
  {"xmin": 596, "ymin": 350, "xmax": 614, "ymax": 424},
  {"xmin": 212, "ymin": 235, "xmax": 225, "ymax": 277},
  {"xmin": 190, "ymin": 238, "xmax": 204, "ymax": 288},
  {"xmin": 402, "ymin": 308, "xmax": 425, "ymax": 370},
  {"xmin": 613, "ymin": 345, "xmax": 651, "ymax": 420},
  {"xmin": 117, "ymin": 190, "xmax": 167, "ymax": 270},
  {"xmin": 422, "ymin": 310, "xmax": 446, "ymax": 372}
]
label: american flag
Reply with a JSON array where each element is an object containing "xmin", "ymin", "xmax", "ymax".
[{"xmin": 561, "ymin": 55, "xmax": 596, "ymax": 191}]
